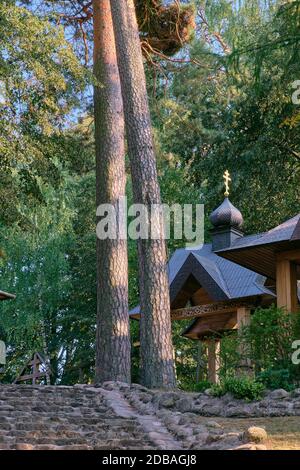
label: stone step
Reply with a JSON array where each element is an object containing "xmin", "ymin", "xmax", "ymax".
[
  {"xmin": 0, "ymin": 435, "xmax": 89, "ymax": 445},
  {"xmin": 14, "ymin": 443, "xmax": 93, "ymax": 451},
  {"xmin": 0, "ymin": 411, "xmax": 114, "ymax": 419},
  {"xmin": 0, "ymin": 385, "xmax": 164, "ymax": 450},
  {"xmin": 0, "ymin": 444, "xmax": 12, "ymax": 450}
]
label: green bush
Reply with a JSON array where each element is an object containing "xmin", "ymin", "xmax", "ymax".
[
  {"xmin": 218, "ymin": 332, "xmax": 240, "ymax": 379},
  {"xmin": 193, "ymin": 380, "xmax": 211, "ymax": 392},
  {"xmin": 210, "ymin": 376, "xmax": 265, "ymax": 401},
  {"xmin": 210, "ymin": 383, "xmax": 225, "ymax": 397},
  {"xmin": 257, "ymin": 368, "xmax": 295, "ymax": 391},
  {"xmin": 242, "ymin": 306, "xmax": 300, "ymax": 372},
  {"xmin": 174, "ymin": 307, "xmax": 300, "ymax": 392}
]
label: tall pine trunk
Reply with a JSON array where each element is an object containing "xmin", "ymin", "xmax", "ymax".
[
  {"xmin": 110, "ymin": 0, "xmax": 176, "ymax": 389},
  {"xmin": 93, "ymin": 0, "xmax": 131, "ymax": 384}
]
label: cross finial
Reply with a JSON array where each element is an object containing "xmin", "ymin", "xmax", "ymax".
[{"xmin": 223, "ymin": 170, "xmax": 231, "ymax": 197}]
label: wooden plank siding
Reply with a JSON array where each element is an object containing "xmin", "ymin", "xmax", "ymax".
[{"xmin": 276, "ymin": 258, "xmax": 298, "ymax": 313}]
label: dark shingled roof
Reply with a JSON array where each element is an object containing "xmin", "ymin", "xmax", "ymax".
[
  {"xmin": 129, "ymin": 243, "xmax": 274, "ymax": 316},
  {"xmin": 216, "ymin": 213, "xmax": 300, "ymax": 279},
  {"xmin": 218, "ymin": 214, "xmax": 300, "ymax": 252},
  {"xmin": 291, "ymin": 217, "xmax": 300, "ymax": 241}
]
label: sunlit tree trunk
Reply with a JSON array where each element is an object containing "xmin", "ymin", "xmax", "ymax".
[
  {"xmin": 93, "ymin": 0, "xmax": 131, "ymax": 384},
  {"xmin": 110, "ymin": 0, "xmax": 176, "ymax": 389}
]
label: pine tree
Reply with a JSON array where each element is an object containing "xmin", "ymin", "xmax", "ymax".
[
  {"xmin": 110, "ymin": 0, "xmax": 176, "ymax": 389},
  {"xmin": 93, "ymin": 0, "xmax": 131, "ymax": 384}
]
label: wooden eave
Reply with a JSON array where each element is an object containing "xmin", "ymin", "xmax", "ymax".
[
  {"xmin": 180, "ymin": 295, "xmax": 273, "ymax": 340},
  {"xmin": 131, "ymin": 294, "xmax": 273, "ymax": 321},
  {"xmin": 218, "ymin": 240, "xmax": 300, "ymax": 280},
  {"xmin": 183, "ymin": 312, "xmax": 237, "ymax": 340}
]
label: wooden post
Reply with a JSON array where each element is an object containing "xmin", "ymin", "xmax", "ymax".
[
  {"xmin": 276, "ymin": 259, "xmax": 298, "ymax": 313},
  {"xmin": 237, "ymin": 307, "xmax": 252, "ymax": 375},
  {"xmin": 237, "ymin": 306, "xmax": 251, "ymax": 330},
  {"xmin": 207, "ymin": 339, "xmax": 220, "ymax": 384}
]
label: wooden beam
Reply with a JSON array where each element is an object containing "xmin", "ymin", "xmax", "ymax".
[
  {"xmin": 276, "ymin": 249, "xmax": 300, "ymax": 262},
  {"xmin": 183, "ymin": 311, "xmax": 237, "ymax": 340},
  {"xmin": 237, "ymin": 306, "xmax": 251, "ymax": 330},
  {"xmin": 171, "ymin": 299, "xmax": 255, "ymax": 321},
  {"xmin": 276, "ymin": 259, "xmax": 298, "ymax": 313},
  {"xmin": 15, "ymin": 372, "xmax": 48, "ymax": 382},
  {"xmin": 206, "ymin": 339, "xmax": 220, "ymax": 384}
]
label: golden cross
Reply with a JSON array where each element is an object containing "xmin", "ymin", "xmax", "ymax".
[{"xmin": 223, "ymin": 170, "xmax": 231, "ymax": 197}]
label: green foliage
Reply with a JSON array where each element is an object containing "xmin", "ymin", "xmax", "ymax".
[
  {"xmin": 230, "ymin": 1, "xmax": 300, "ymax": 82},
  {"xmin": 0, "ymin": 115, "xmax": 96, "ymax": 384},
  {"xmin": 0, "ymin": 185, "xmax": 75, "ymax": 383},
  {"xmin": 172, "ymin": 320, "xmax": 200, "ymax": 389},
  {"xmin": 193, "ymin": 380, "xmax": 211, "ymax": 393},
  {"xmin": 210, "ymin": 383, "xmax": 224, "ymax": 398},
  {"xmin": 218, "ymin": 332, "xmax": 240, "ymax": 379},
  {"xmin": 211, "ymin": 376, "xmax": 265, "ymax": 401},
  {"xmin": 242, "ymin": 306, "xmax": 300, "ymax": 373},
  {"xmin": 0, "ymin": 2, "xmax": 88, "ymax": 226},
  {"xmin": 207, "ymin": 307, "xmax": 300, "ymax": 393},
  {"xmin": 152, "ymin": 1, "xmax": 300, "ymax": 235},
  {"xmin": 257, "ymin": 368, "xmax": 295, "ymax": 392},
  {"xmin": 1, "ymin": 1, "xmax": 299, "ymax": 390},
  {"xmin": 224, "ymin": 376, "xmax": 265, "ymax": 401}
]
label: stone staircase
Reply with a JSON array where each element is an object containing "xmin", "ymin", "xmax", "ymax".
[
  {"xmin": 0, "ymin": 383, "xmax": 267, "ymax": 450},
  {"xmin": 0, "ymin": 384, "xmax": 157, "ymax": 450}
]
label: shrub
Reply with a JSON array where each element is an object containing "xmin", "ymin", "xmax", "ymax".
[
  {"xmin": 223, "ymin": 376, "xmax": 265, "ymax": 401},
  {"xmin": 193, "ymin": 380, "xmax": 211, "ymax": 392},
  {"xmin": 257, "ymin": 368, "xmax": 295, "ymax": 391},
  {"xmin": 218, "ymin": 332, "xmax": 240, "ymax": 379},
  {"xmin": 210, "ymin": 376, "xmax": 265, "ymax": 401},
  {"xmin": 242, "ymin": 306, "xmax": 300, "ymax": 372},
  {"xmin": 210, "ymin": 383, "xmax": 225, "ymax": 397}
]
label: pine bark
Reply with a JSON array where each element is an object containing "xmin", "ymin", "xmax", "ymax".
[
  {"xmin": 93, "ymin": 0, "xmax": 131, "ymax": 384},
  {"xmin": 110, "ymin": 0, "xmax": 176, "ymax": 388}
]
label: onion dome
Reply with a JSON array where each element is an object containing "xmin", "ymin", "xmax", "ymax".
[{"xmin": 210, "ymin": 197, "xmax": 243, "ymax": 229}]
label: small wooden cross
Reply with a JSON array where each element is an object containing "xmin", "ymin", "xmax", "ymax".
[{"xmin": 223, "ymin": 170, "xmax": 231, "ymax": 197}]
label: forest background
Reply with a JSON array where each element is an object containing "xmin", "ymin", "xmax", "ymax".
[{"xmin": 0, "ymin": 0, "xmax": 299, "ymax": 388}]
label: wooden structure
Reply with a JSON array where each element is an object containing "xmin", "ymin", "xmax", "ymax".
[
  {"xmin": 180, "ymin": 302, "xmax": 253, "ymax": 339},
  {"xmin": 218, "ymin": 215, "xmax": 300, "ymax": 314},
  {"xmin": 130, "ymin": 187, "xmax": 275, "ymax": 383},
  {"xmin": 14, "ymin": 352, "xmax": 51, "ymax": 385},
  {"xmin": 130, "ymin": 172, "xmax": 299, "ymax": 384}
]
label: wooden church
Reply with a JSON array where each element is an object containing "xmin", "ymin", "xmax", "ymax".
[{"xmin": 130, "ymin": 171, "xmax": 300, "ymax": 383}]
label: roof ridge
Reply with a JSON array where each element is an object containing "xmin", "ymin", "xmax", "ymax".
[
  {"xmin": 291, "ymin": 216, "xmax": 300, "ymax": 241},
  {"xmin": 267, "ymin": 213, "xmax": 300, "ymax": 233},
  {"xmin": 192, "ymin": 251, "xmax": 231, "ymax": 298},
  {"xmin": 253, "ymin": 276, "xmax": 276, "ymax": 297}
]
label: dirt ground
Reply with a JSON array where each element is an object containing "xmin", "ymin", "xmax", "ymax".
[{"xmin": 199, "ymin": 416, "xmax": 300, "ymax": 450}]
